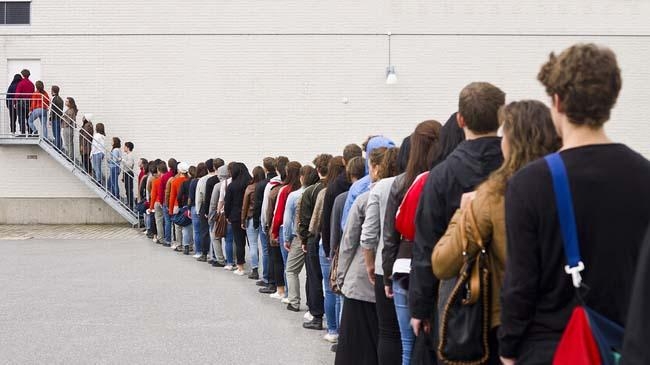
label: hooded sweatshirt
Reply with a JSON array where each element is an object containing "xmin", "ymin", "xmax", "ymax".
[{"xmin": 409, "ymin": 136, "xmax": 503, "ymax": 321}]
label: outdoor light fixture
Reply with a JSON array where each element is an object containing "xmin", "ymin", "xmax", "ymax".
[{"xmin": 385, "ymin": 32, "xmax": 397, "ymax": 85}]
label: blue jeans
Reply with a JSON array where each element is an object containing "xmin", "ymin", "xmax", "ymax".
[
  {"xmin": 320, "ymin": 243, "xmax": 341, "ymax": 334},
  {"xmin": 163, "ymin": 204, "xmax": 172, "ymax": 243},
  {"xmin": 259, "ymin": 229, "xmax": 270, "ymax": 283},
  {"xmin": 145, "ymin": 211, "xmax": 151, "ymax": 230},
  {"xmin": 191, "ymin": 207, "xmax": 201, "ymax": 253},
  {"xmin": 27, "ymin": 108, "xmax": 47, "ymax": 137},
  {"xmin": 109, "ymin": 166, "xmax": 120, "ymax": 198},
  {"xmin": 225, "ymin": 223, "xmax": 234, "ymax": 265},
  {"xmin": 51, "ymin": 118, "xmax": 62, "ymax": 149},
  {"xmin": 91, "ymin": 153, "xmax": 104, "ymax": 183},
  {"xmin": 246, "ymin": 219, "xmax": 260, "ymax": 269},
  {"xmin": 182, "ymin": 224, "xmax": 193, "ymax": 247},
  {"xmin": 393, "ymin": 279, "xmax": 415, "ymax": 365}
]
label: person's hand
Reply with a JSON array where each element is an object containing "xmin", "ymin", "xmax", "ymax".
[
  {"xmin": 366, "ymin": 266, "xmax": 376, "ymax": 286},
  {"xmin": 460, "ymin": 191, "xmax": 477, "ymax": 211},
  {"xmin": 411, "ymin": 318, "xmax": 430, "ymax": 337},
  {"xmin": 284, "ymin": 241, "xmax": 291, "ymax": 251},
  {"xmin": 301, "ymin": 244, "xmax": 307, "ymax": 253},
  {"xmin": 241, "ymin": 224, "xmax": 246, "ymax": 230},
  {"xmin": 385, "ymin": 285, "xmax": 394, "ymax": 299},
  {"xmin": 500, "ymin": 357, "xmax": 516, "ymax": 365}
]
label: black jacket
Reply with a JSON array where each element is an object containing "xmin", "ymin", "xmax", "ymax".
[
  {"xmin": 321, "ymin": 172, "xmax": 351, "ymax": 256},
  {"xmin": 200, "ymin": 175, "xmax": 220, "ymax": 216},
  {"xmin": 299, "ymin": 180, "xmax": 325, "ymax": 248},
  {"xmin": 622, "ymin": 226, "xmax": 650, "ymax": 365},
  {"xmin": 253, "ymin": 172, "xmax": 277, "ymax": 229},
  {"xmin": 50, "ymin": 95, "xmax": 64, "ymax": 121},
  {"xmin": 410, "ymin": 137, "xmax": 503, "ymax": 320}
]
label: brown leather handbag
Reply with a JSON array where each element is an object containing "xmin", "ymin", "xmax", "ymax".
[
  {"xmin": 329, "ymin": 247, "xmax": 342, "ymax": 295},
  {"xmin": 437, "ymin": 207, "xmax": 490, "ymax": 365},
  {"xmin": 213, "ymin": 212, "xmax": 227, "ymax": 239}
]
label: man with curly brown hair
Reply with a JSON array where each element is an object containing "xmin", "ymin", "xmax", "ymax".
[{"xmin": 499, "ymin": 44, "xmax": 650, "ymax": 364}]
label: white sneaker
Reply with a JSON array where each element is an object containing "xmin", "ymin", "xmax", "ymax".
[
  {"xmin": 192, "ymin": 253, "xmax": 201, "ymax": 258},
  {"xmin": 304, "ymin": 311, "xmax": 314, "ymax": 322},
  {"xmin": 269, "ymin": 292, "xmax": 283, "ymax": 300},
  {"xmin": 281, "ymin": 297, "xmax": 291, "ymax": 304},
  {"xmin": 171, "ymin": 244, "xmax": 179, "ymax": 250},
  {"xmin": 324, "ymin": 333, "xmax": 339, "ymax": 343},
  {"xmin": 233, "ymin": 269, "xmax": 245, "ymax": 276},
  {"xmin": 224, "ymin": 265, "xmax": 234, "ymax": 271}
]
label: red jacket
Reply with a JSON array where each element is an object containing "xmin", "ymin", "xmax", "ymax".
[
  {"xmin": 158, "ymin": 170, "xmax": 174, "ymax": 206},
  {"xmin": 395, "ymin": 171, "xmax": 429, "ymax": 241},
  {"xmin": 271, "ymin": 185, "xmax": 292, "ymax": 240},
  {"xmin": 15, "ymin": 78, "xmax": 35, "ymax": 98}
]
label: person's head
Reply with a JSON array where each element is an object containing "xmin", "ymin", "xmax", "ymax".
[
  {"xmin": 139, "ymin": 158, "xmax": 148, "ymax": 169},
  {"xmin": 262, "ymin": 157, "xmax": 276, "ymax": 174},
  {"xmin": 195, "ymin": 162, "xmax": 207, "ymax": 179},
  {"xmin": 188, "ymin": 165, "xmax": 197, "ymax": 179},
  {"xmin": 325, "ymin": 156, "xmax": 345, "ymax": 187},
  {"xmin": 346, "ymin": 156, "xmax": 366, "ymax": 183},
  {"xmin": 35, "ymin": 81, "xmax": 45, "ymax": 93},
  {"xmin": 213, "ymin": 158, "xmax": 225, "ymax": 170},
  {"xmin": 276, "ymin": 156, "xmax": 289, "ymax": 181},
  {"xmin": 65, "ymin": 97, "xmax": 78, "ymax": 112},
  {"xmin": 167, "ymin": 158, "xmax": 178, "ymax": 174},
  {"xmin": 404, "ymin": 120, "xmax": 443, "ymax": 191},
  {"xmin": 51, "ymin": 85, "xmax": 60, "ymax": 96},
  {"xmin": 490, "ymin": 100, "xmax": 561, "ymax": 194},
  {"xmin": 157, "ymin": 161, "xmax": 168, "ymax": 175},
  {"xmin": 368, "ymin": 147, "xmax": 387, "ymax": 182},
  {"xmin": 313, "ymin": 153, "xmax": 333, "ymax": 179},
  {"xmin": 538, "ymin": 43, "xmax": 621, "ymax": 136},
  {"xmin": 343, "ymin": 144, "xmax": 363, "ymax": 165},
  {"xmin": 227, "ymin": 161, "xmax": 236, "ymax": 176},
  {"xmin": 217, "ymin": 165, "xmax": 229, "ymax": 181},
  {"xmin": 20, "ymin": 69, "xmax": 30, "ymax": 79},
  {"xmin": 112, "ymin": 137, "xmax": 121, "ymax": 149},
  {"xmin": 177, "ymin": 162, "xmax": 190, "ymax": 176},
  {"xmin": 457, "ymin": 82, "xmax": 505, "ymax": 135},
  {"xmin": 378, "ymin": 147, "xmax": 400, "ymax": 180},
  {"xmin": 251, "ymin": 166, "xmax": 266, "ymax": 184},
  {"xmin": 284, "ymin": 161, "xmax": 302, "ymax": 190},
  {"xmin": 396, "ymin": 136, "xmax": 411, "ymax": 174},
  {"xmin": 124, "ymin": 142, "xmax": 134, "ymax": 153},
  {"xmin": 12, "ymin": 74, "xmax": 22, "ymax": 83},
  {"xmin": 205, "ymin": 158, "xmax": 214, "ymax": 173},
  {"xmin": 300, "ymin": 165, "xmax": 317, "ymax": 187},
  {"xmin": 95, "ymin": 123, "xmax": 105, "ymax": 135},
  {"xmin": 148, "ymin": 161, "xmax": 158, "ymax": 175},
  {"xmin": 439, "ymin": 113, "xmax": 466, "ymax": 161}
]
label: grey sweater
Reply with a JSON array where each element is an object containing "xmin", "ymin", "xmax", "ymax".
[{"xmin": 360, "ymin": 177, "xmax": 395, "ymax": 277}]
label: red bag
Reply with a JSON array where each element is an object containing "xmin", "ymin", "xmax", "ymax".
[
  {"xmin": 395, "ymin": 171, "xmax": 429, "ymax": 241},
  {"xmin": 553, "ymin": 307, "xmax": 601, "ymax": 365}
]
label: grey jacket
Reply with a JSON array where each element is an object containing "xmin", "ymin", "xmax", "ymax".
[
  {"xmin": 360, "ymin": 177, "xmax": 396, "ymax": 276},
  {"xmin": 336, "ymin": 191, "xmax": 375, "ymax": 303},
  {"xmin": 208, "ymin": 166, "xmax": 229, "ymax": 221}
]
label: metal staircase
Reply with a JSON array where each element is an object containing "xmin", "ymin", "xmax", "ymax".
[{"xmin": 1, "ymin": 93, "xmax": 139, "ymax": 225}]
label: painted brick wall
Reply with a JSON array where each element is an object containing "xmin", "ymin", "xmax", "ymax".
[{"xmin": 1, "ymin": 0, "xmax": 649, "ymax": 201}]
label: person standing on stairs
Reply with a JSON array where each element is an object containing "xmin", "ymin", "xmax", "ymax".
[
  {"xmin": 62, "ymin": 97, "xmax": 78, "ymax": 160},
  {"xmin": 80, "ymin": 114, "xmax": 94, "ymax": 174},
  {"xmin": 5, "ymin": 74, "xmax": 22, "ymax": 135},
  {"xmin": 27, "ymin": 81, "xmax": 49, "ymax": 138},
  {"xmin": 90, "ymin": 122, "xmax": 106, "ymax": 185},
  {"xmin": 15, "ymin": 69, "xmax": 34, "ymax": 136},
  {"xmin": 122, "ymin": 142, "xmax": 135, "ymax": 209},
  {"xmin": 50, "ymin": 85, "xmax": 64, "ymax": 150},
  {"xmin": 108, "ymin": 137, "xmax": 122, "ymax": 199}
]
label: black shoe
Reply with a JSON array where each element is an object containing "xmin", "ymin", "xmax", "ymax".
[
  {"xmin": 286, "ymin": 304, "xmax": 300, "ymax": 312},
  {"xmin": 258, "ymin": 286, "xmax": 277, "ymax": 294},
  {"xmin": 330, "ymin": 344, "xmax": 337, "ymax": 353},
  {"xmin": 146, "ymin": 233, "xmax": 154, "ymax": 239},
  {"xmin": 162, "ymin": 243, "xmax": 171, "ymax": 247},
  {"xmin": 256, "ymin": 280, "xmax": 268, "ymax": 287},
  {"xmin": 302, "ymin": 318, "xmax": 323, "ymax": 330},
  {"xmin": 196, "ymin": 255, "xmax": 207, "ymax": 262},
  {"xmin": 183, "ymin": 246, "xmax": 190, "ymax": 255},
  {"xmin": 248, "ymin": 268, "xmax": 259, "ymax": 280},
  {"xmin": 212, "ymin": 261, "xmax": 226, "ymax": 267}
]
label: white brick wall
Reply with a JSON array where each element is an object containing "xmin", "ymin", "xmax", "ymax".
[{"xmin": 1, "ymin": 0, "xmax": 649, "ymax": 201}]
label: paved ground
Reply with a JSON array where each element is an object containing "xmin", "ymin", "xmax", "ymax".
[{"xmin": 0, "ymin": 226, "xmax": 334, "ymax": 365}]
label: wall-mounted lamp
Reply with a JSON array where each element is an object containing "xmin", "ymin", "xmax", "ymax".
[{"xmin": 385, "ymin": 32, "xmax": 397, "ymax": 85}]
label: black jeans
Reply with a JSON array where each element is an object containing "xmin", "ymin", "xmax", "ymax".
[
  {"xmin": 375, "ymin": 274, "xmax": 402, "ymax": 365},
  {"xmin": 8, "ymin": 104, "xmax": 17, "ymax": 133},
  {"xmin": 17, "ymin": 100, "xmax": 29, "ymax": 134},
  {"xmin": 270, "ymin": 245, "xmax": 285, "ymax": 286},
  {"xmin": 305, "ymin": 237, "xmax": 324, "ymax": 318},
  {"xmin": 124, "ymin": 172, "xmax": 134, "ymax": 209},
  {"xmin": 199, "ymin": 215, "xmax": 210, "ymax": 255},
  {"xmin": 232, "ymin": 222, "xmax": 246, "ymax": 265}
]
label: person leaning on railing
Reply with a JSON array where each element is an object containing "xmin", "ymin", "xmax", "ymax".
[
  {"xmin": 50, "ymin": 85, "xmax": 64, "ymax": 150},
  {"xmin": 79, "ymin": 114, "xmax": 94, "ymax": 173},
  {"xmin": 62, "ymin": 97, "xmax": 78, "ymax": 160}
]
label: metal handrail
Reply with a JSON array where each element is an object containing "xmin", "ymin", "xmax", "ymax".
[{"xmin": 1, "ymin": 93, "xmax": 138, "ymax": 219}]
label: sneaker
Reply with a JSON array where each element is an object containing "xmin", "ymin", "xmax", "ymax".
[
  {"xmin": 286, "ymin": 304, "xmax": 300, "ymax": 312},
  {"xmin": 192, "ymin": 253, "xmax": 201, "ymax": 258},
  {"xmin": 233, "ymin": 269, "xmax": 246, "ymax": 276},
  {"xmin": 196, "ymin": 255, "xmax": 207, "ymax": 262},
  {"xmin": 269, "ymin": 292, "xmax": 284, "ymax": 300},
  {"xmin": 163, "ymin": 242, "xmax": 172, "ymax": 247},
  {"xmin": 324, "ymin": 333, "xmax": 339, "ymax": 343},
  {"xmin": 303, "ymin": 312, "xmax": 314, "ymax": 322},
  {"xmin": 302, "ymin": 318, "xmax": 323, "ymax": 330},
  {"xmin": 281, "ymin": 297, "xmax": 291, "ymax": 304},
  {"xmin": 330, "ymin": 344, "xmax": 337, "ymax": 353},
  {"xmin": 223, "ymin": 265, "xmax": 233, "ymax": 271},
  {"xmin": 171, "ymin": 244, "xmax": 179, "ymax": 250},
  {"xmin": 255, "ymin": 280, "xmax": 268, "ymax": 287},
  {"xmin": 258, "ymin": 286, "xmax": 276, "ymax": 294},
  {"xmin": 248, "ymin": 268, "xmax": 259, "ymax": 280},
  {"xmin": 212, "ymin": 261, "xmax": 226, "ymax": 267}
]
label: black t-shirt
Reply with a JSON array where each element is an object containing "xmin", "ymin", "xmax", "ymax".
[{"xmin": 499, "ymin": 144, "xmax": 650, "ymax": 358}]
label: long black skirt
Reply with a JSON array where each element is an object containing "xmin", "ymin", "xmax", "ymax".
[{"xmin": 335, "ymin": 297, "xmax": 379, "ymax": 365}]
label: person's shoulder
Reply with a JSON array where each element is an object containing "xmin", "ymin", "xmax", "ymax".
[{"xmin": 510, "ymin": 156, "xmax": 549, "ymax": 186}]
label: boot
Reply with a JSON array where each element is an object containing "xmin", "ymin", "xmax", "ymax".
[
  {"xmin": 183, "ymin": 246, "xmax": 190, "ymax": 255},
  {"xmin": 248, "ymin": 268, "xmax": 259, "ymax": 280}
]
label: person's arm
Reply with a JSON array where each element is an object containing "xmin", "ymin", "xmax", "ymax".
[
  {"xmin": 252, "ymin": 183, "xmax": 264, "ymax": 229},
  {"xmin": 217, "ymin": 180, "xmax": 227, "ymax": 213},
  {"xmin": 330, "ymin": 194, "xmax": 345, "ymax": 258},
  {"xmin": 241, "ymin": 186, "xmax": 251, "ymax": 224},
  {"xmin": 271, "ymin": 188, "xmax": 287, "ymax": 240},
  {"xmin": 337, "ymin": 198, "xmax": 366, "ymax": 288},
  {"xmin": 498, "ymin": 180, "xmax": 541, "ymax": 360},
  {"xmin": 320, "ymin": 186, "xmax": 335, "ymax": 252},
  {"xmin": 165, "ymin": 179, "xmax": 173, "ymax": 207},
  {"xmin": 224, "ymin": 184, "xmax": 233, "ymax": 221},
  {"xmin": 361, "ymin": 190, "xmax": 381, "ymax": 285},
  {"xmin": 298, "ymin": 186, "xmax": 315, "ymax": 246},
  {"xmin": 381, "ymin": 179, "xmax": 401, "ymax": 286},
  {"xmin": 283, "ymin": 194, "xmax": 296, "ymax": 245}
]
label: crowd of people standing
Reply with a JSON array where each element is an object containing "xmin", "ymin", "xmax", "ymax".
[
  {"xmin": 5, "ymin": 71, "xmax": 137, "ymax": 207},
  {"xmin": 130, "ymin": 44, "xmax": 650, "ymax": 364}
]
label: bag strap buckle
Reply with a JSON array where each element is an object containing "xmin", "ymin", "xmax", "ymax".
[{"xmin": 564, "ymin": 261, "xmax": 585, "ymax": 288}]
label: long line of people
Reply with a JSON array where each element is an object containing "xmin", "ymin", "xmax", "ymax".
[{"xmin": 5, "ymin": 71, "xmax": 137, "ymax": 208}]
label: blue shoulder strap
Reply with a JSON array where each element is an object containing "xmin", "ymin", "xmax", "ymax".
[{"xmin": 544, "ymin": 153, "xmax": 585, "ymax": 288}]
